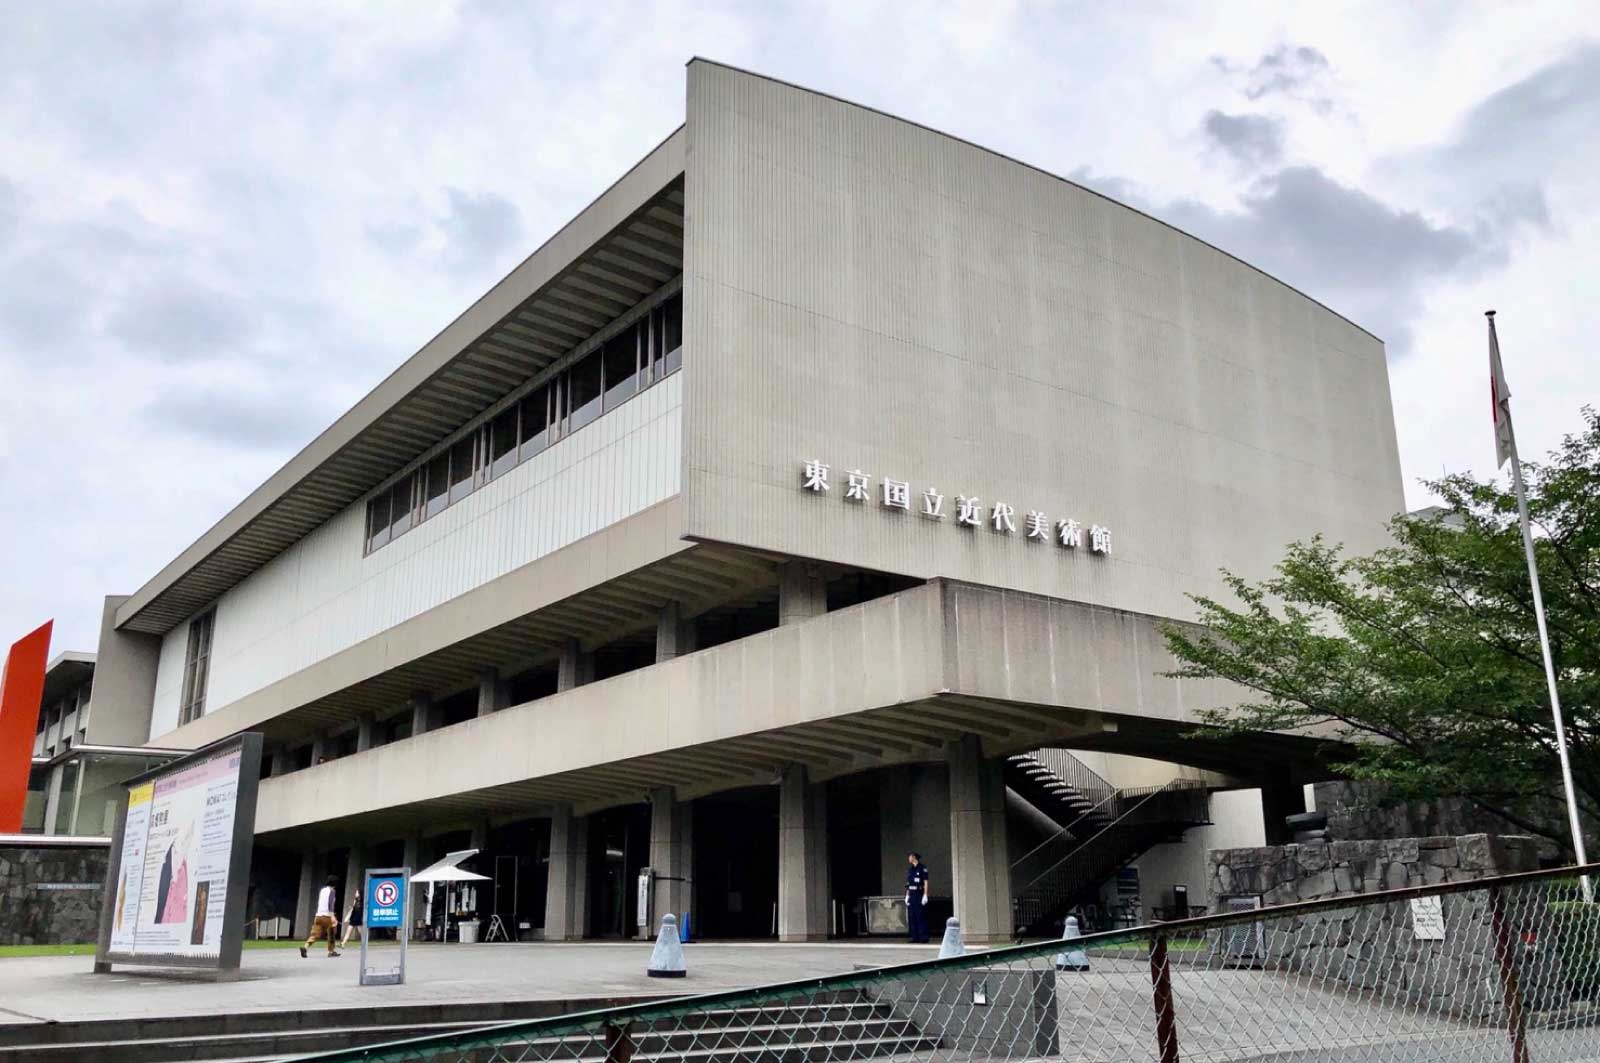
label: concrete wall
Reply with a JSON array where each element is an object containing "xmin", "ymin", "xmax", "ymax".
[
  {"xmin": 1131, "ymin": 787, "xmax": 1264, "ymax": 920},
  {"xmin": 0, "ymin": 840, "xmax": 108, "ymax": 946},
  {"xmin": 88, "ymin": 595, "xmax": 161, "ymax": 747},
  {"xmin": 682, "ymin": 60, "xmax": 1403, "ymax": 627},
  {"xmin": 149, "ymin": 375, "xmax": 683, "ymax": 742}
]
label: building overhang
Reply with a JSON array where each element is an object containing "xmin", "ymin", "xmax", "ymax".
[
  {"xmin": 115, "ymin": 127, "xmax": 687, "ymax": 636},
  {"xmin": 41, "ymin": 651, "xmax": 94, "ymax": 705},
  {"xmin": 252, "ymin": 580, "xmax": 1344, "ymax": 846}
]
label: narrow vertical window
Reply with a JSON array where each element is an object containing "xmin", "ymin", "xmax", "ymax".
[
  {"xmin": 661, "ymin": 293, "xmax": 683, "ymax": 376},
  {"xmin": 424, "ymin": 452, "xmax": 449, "ymax": 519},
  {"xmin": 568, "ymin": 352, "xmax": 603, "ymax": 431},
  {"xmin": 179, "ymin": 609, "xmax": 215, "ymax": 725},
  {"xmin": 389, "ymin": 471, "xmax": 416, "ymax": 539},
  {"xmin": 366, "ymin": 491, "xmax": 391, "ymax": 553},
  {"xmin": 490, "ymin": 406, "xmax": 519, "ymax": 479},
  {"xmin": 602, "ymin": 324, "xmax": 640, "ymax": 412},
  {"xmin": 520, "ymin": 385, "xmax": 550, "ymax": 461},
  {"xmin": 449, "ymin": 436, "xmax": 475, "ymax": 504}
]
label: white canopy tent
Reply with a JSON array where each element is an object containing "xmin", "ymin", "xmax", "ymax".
[{"xmin": 411, "ymin": 849, "xmax": 490, "ymax": 942}]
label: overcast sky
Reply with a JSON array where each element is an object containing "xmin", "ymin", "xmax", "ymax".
[{"xmin": 2, "ymin": 2, "xmax": 1596, "ymax": 654}]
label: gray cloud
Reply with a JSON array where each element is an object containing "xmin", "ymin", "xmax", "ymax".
[
  {"xmin": 439, "ymin": 187, "xmax": 521, "ymax": 274},
  {"xmin": 141, "ymin": 386, "xmax": 335, "ymax": 449},
  {"xmin": 105, "ymin": 279, "xmax": 256, "ymax": 362},
  {"xmin": 1158, "ymin": 167, "xmax": 1543, "ymax": 351},
  {"xmin": 1214, "ymin": 44, "xmax": 1334, "ymax": 113},
  {"xmin": 1202, "ymin": 110, "xmax": 1285, "ymax": 169}
]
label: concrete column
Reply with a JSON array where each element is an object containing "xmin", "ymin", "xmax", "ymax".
[
  {"xmin": 947, "ymin": 733, "xmax": 1013, "ymax": 944},
  {"xmin": 271, "ymin": 749, "xmax": 293, "ymax": 777},
  {"xmin": 544, "ymin": 806, "xmax": 589, "ymax": 941},
  {"xmin": 294, "ymin": 851, "xmax": 318, "ymax": 938},
  {"xmin": 355, "ymin": 715, "xmax": 376, "ymax": 753},
  {"xmin": 343, "ymin": 845, "xmax": 366, "ymax": 916},
  {"xmin": 878, "ymin": 766, "xmax": 913, "ymax": 894},
  {"xmin": 470, "ymin": 821, "xmax": 490, "ymax": 852},
  {"xmin": 655, "ymin": 602, "xmax": 696, "ymax": 662},
  {"xmin": 402, "ymin": 834, "xmax": 421, "ymax": 873},
  {"xmin": 1261, "ymin": 780, "xmax": 1308, "ymax": 846},
  {"xmin": 309, "ymin": 733, "xmax": 329, "ymax": 765},
  {"xmin": 557, "ymin": 639, "xmax": 592, "ymax": 691},
  {"xmin": 42, "ymin": 764, "xmax": 66, "ymax": 834},
  {"xmin": 477, "ymin": 668, "xmax": 509, "ymax": 717},
  {"xmin": 647, "ymin": 787, "xmax": 693, "ymax": 938},
  {"xmin": 778, "ymin": 764, "xmax": 830, "ymax": 942},
  {"xmin": 409, "ymin": 693, "xmax": 433, "ymax": 737},
  {"xmin": 778, "ymin": 562, "xmax": 828, "ymax": 626}
]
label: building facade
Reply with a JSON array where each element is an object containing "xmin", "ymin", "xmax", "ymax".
[{"xmin": 83, "ymin": 62, "xmax": 1404, "ymax": 944}]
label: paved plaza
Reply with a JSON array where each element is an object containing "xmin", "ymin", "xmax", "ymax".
[{"xmin": 0, "ymin": 940, "xmax": 940, "ymax": 1025}]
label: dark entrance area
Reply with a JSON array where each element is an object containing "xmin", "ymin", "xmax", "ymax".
[
  {"xmin": 693, "ymin": 787, "xmax": 778, "ymax": 939},
  {"xmin": 588, "ymin": 803, "xmax": 650, "ymax": 938},
  {"xmin": 827, "ymin": 772, "xmax": 883, "ymax": 937}
]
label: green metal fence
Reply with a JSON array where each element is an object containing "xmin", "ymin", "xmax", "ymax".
[{"xmin": 293, "ymin": 864, "xmax": 1600, "ymax": 1062}]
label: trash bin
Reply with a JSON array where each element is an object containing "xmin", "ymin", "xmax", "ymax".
[{"xmin": 458, "ymin": 919, "xmax": 480, "ymax": 943}]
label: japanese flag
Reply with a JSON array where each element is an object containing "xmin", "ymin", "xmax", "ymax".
[{"xmin": 1489, "ymin": 314, "xmax": 1514, "ymax": 469}]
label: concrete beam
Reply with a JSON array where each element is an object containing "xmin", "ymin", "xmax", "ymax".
[
  {"xmin": 778, "ymin": 764, "xmax": 829, "ymax": 942},
  {"xmin": 544, "ymin": 806, "xmax": 588, "ymax": 941},
  {"xmin": 947, "ymin": 734, "xmax": 1012, "ymax": 945}
]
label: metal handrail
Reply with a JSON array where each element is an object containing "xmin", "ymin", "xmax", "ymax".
[
  {"xmin": 1015, "ymin": 779, "xmax": 1208, "ymax": 899},
  {"xmin": 1027, "ymin": 747, "xmax": 1114, "ymax": 805}
]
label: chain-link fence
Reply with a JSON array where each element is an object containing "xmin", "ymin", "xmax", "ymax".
[{"xmin": 294, "ymin": 865, "xmax": 1599, "ymax": 1063}]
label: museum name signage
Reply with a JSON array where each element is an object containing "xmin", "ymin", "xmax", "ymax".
[{"xmin": 801, "ymin": 460, "xmax": 1113, "ymax": 555}]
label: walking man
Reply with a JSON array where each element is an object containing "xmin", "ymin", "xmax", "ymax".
[
  {"xmin": 301, "ymin": 875, "xmax": 342, "ymax": 958},
  {"xmin": 905, "ymin": 852, "xmax": 931, "ymax": 944}
]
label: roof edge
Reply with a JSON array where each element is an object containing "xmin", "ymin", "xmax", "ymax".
[{"xmin": 116, "ymin": 124, "xmax": 688, "ymax": 633}]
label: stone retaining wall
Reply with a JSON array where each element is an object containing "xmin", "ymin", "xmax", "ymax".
[
  {"xmin": 1207, "ymin": 834, "xmax": 1550, "ymax": 1021},
  {"xmin": 0, "ymin": 839, "xmax": 109, "ymax": 946}
]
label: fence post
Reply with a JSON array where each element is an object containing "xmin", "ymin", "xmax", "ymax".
[
  {"xmin": 1149, "ymin": 932, "xmax": 1181, "ymax": 1063},
  {"xmin": 604, "ymin": 1020, "xmax": 635, "ymax": 1063},
  {"xmin": 1488, "ymin": 887, "xmax": 1530, "ymax": 1063}
]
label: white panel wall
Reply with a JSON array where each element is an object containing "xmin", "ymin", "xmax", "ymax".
[{"xmin": 149, "ymin": 374, "xmax": 683, "ymax": 742}]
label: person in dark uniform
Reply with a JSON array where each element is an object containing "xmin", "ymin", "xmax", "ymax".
[{"xmin": 905, "ymin": 852, "xmax": 931, "ymax": 943}]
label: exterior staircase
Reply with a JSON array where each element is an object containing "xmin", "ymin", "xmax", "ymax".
[{"xmin": 1006, "ymin": 749, "xmax": 1211, "ymax": 937}]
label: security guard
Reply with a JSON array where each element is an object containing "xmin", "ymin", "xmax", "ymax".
[{"xmin": 905, "ymin": 852, "xmax": 931, "ymax": 943}]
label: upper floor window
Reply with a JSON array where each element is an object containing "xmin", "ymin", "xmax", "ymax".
[
  {"xmin": 363, "ymin": 291, "xmax": 682, "ymax": 555},
  {"xmin": 179, "ymin": 609, "xmax": 215, "ymax": 725}
]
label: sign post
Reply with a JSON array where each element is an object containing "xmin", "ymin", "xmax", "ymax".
[{"xmin": 360, "ymin": 867, "xmax": 409, "ymax": 986}]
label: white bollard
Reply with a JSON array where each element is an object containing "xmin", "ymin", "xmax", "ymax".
[
  {"xmin": 1056, "ymin": 915, "xmax": 1089, "ymax": 971},
  {"xmin": 937, "ymin": 917, "xmax": 965, "ymax": 959},
  {"xmin": 647, "ymin": 913, "xmax": 686, "ymax": 978}
]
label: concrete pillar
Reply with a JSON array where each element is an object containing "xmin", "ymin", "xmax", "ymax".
[
  {"xmin": 355, "ymin": 715, "xmax": 376, "ymax": 753},
  {"xmin": 544, "ymin": 806, "xmax": 589, "ymax": 941},
  {"xmin": 647, "ymin": 787, "xmax": 693, "ymax": 938},
  {"xmin": 294, "ymin": 850, "xmax": 318, "ymax": 938},
  {"xmin": 878, "ymin": 766, "xmax": 913, "ymax": 894},
  {"xmin": 309, "ymin": 733, "xmax": 328, "ymax": 766},
  {"xmin": 343, "ymin": 845, "xmax": 366, "ymax": 916},
  {"xmin": 1261, "ymin": 780, "xmax": 1308, "ymax": 845},
  {"xmin": 655, "ymin": 602, "xmax": 696, "ymax": 662},
  {"xmin": 470, "ymin": 820, "xmax": 490, "ymax": 853},
  {"xmin": 557, "ymin": 639, "xmax": 592, "ymax": 691},
  {"xmin": 477, "ymin": 668, "xmax": 509, "ymax": 717},
  {"xmin": 778, "ymin": 764, "xmax": 830, "ymax": 941},
  {"xmin": 410, "ymin": 693, "xmax": 433, "ymax": 737},
  {"xmin": 42, "ymin": 764, "xmax": 66, "ymax": 834},
  {"xmin": 271, "ymin": 749, "xmax": 293, "ymax": 777},
  {"xmin": 778, "ymin": 562, "xmax": 828, "ymax": 626},
  {"xmin": 402, "ymin": 833, "xmax": 421, "ymax": 873},
  {"xmin": 947, "ymin": 733, "xmax": 1013, "ymax": 945}
]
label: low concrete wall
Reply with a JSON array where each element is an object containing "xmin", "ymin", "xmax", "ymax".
[
  {"xmin": 1208, "ymin": 834, "xmax": 1549, "ymax": 1020},
  {"xmin": 0, "ymin": 837, "xmax": 109, "ymax": 946}
]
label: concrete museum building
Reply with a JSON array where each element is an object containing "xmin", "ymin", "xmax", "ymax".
[{"xmin": 85, "ymin": 62, "xmax": 1404, "ymax": 946}]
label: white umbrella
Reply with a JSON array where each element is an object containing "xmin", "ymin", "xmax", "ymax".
[{"xmin": 411, "ymin": 849, "xmax": 490, "ymax": 941}]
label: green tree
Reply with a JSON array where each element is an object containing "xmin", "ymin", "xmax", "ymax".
[{"xmin": 1164, "ymin": 408, "xmax": 1599, "ymax": 857}]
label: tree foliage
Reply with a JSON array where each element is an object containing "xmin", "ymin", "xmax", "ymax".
[{"xmin": 1164, "ymin": 408, "xmax": 1600, "ymax": 855}]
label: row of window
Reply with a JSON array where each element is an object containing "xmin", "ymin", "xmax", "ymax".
[{"xmin": 365, "ymin": 293, "xmax": 683, "ymax": 555}]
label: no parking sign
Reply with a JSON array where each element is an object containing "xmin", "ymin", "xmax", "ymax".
[{"xmin": 361, "ymin": 867, "xmax": 409, "ymax": 986}]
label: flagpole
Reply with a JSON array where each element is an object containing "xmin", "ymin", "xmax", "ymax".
[{"xmin": 1489, "ymin": 311, "xmax": 1592, "ymax": 901}]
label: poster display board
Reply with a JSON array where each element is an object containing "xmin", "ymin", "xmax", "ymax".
[{"xmin": 94, "ymin": 733, "xmax": 262, "ymax": 974}]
